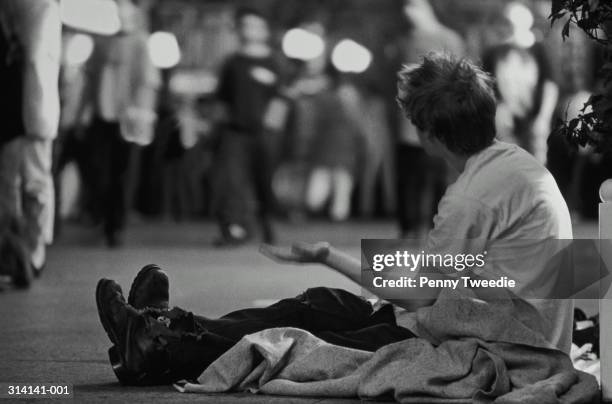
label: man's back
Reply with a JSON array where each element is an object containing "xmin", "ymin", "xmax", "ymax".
[
  {"xmin": 445, "ymin": 140, "xmax": 572, "ymax": 240},
  {"xmin": 428, "ymin": 141, "xmax": 573, "ymax": 352}
]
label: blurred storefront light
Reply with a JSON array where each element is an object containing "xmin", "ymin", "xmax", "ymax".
[
  {"xmin": 65, "ymin": 33, "xmax": 94, "ymax": 66},
  {"xmin": 331, "ymin": 39, "xmax": 372, "ymax": 74},
  {"xmin": 148, "ymin": 32, "xmax": 182, "ymax": 69},
  {"xmin": 282, "ymin": 28, "xmax": 326, "ymax": 61},
  {"xmin": 60, "ymin": 0, "xmax": 120, "ymax": 35}
]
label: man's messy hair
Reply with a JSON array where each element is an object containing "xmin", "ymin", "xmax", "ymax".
[{"xmin": 397, "ymin": 52, "xmax": 497, "ymax": 155}]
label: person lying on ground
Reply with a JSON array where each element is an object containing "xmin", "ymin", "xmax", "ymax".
[{"xmin": 95, "ymin": 53, "xmax": 573, "ymax": 386}]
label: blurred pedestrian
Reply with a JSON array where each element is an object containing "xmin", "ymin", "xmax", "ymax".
[
  {"xmin": 482, "ymin": 2, "xmax": 559, "ymax": 165},
  {"xmin": 303, "ymin": 79, "xmax": 363, "ymax": 222},
  {"xmin": 76, "ymin": 0, "xmax": 160, "ymax": 247},
  {"xmin": 213, "ymin": 7, "xmax": 281, "ymax": 246},
  {"xmin": 395, "ymin": 0, "xmax": 465, "ymax": 238},
  {"xmin": 342, "ymin": 82, "xmax": 395, "ymax": 217},
  {"xmin": 0, "ymin": 0, "xmax": 61, "ymax": 280}
]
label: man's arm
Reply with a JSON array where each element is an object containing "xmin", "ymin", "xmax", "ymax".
[
  {"xmin": 260, "ymin": 242, "xmax": 436, "ymax": 310},
  {"xmin": 260, "ymin": 242, "xmax": 361, "ymax": 284},
  {"xmin": 262, "ymin": 195, "xmax": 494, "ymax": 311},
  {"xmin": 15, "ymin": 0, "xmax": 61, "ymax": 139}
]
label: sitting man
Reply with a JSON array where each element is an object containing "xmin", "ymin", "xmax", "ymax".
[{"xmin": 96, "ymin": 53, "xmax": 573, "ymax": 385}]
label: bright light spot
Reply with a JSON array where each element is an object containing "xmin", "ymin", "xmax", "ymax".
[
  {"xmin": 282, "ymin": 28, "xmax": 326, "ymax": 61},
  {"xmin": 505, "ymin": 2, "xmax": 535, "ymax": 48},
  {"xmin": 331, "ymin": 39, "xmax": 372, "ymax": 74},
  {"xmin": 506, "ymin": 2, "xmax": 534, "ymax": 31},
  {"xmin": 514, "ymin": 30, "xmax": 536, "ymax": 48},
  {"xmin": 148, "ymin": 32, "xmax": 181, "ymax": 69},
  {"xmin": 65, "ymin": 34, "xmax": 94, "ymax": 66},
  {"xmin": 60, "ymin": 0, "xmax": 120, "ymax": 36}
]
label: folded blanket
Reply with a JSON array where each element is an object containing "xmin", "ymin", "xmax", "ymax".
[{"xmin": 176, "ymin": 289, "xmax": 599, "ymax": 403}]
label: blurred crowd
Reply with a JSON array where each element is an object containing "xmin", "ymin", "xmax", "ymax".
[{"xmin": 2, "ymin": 0, "xmax": 610, "ymax": 254}]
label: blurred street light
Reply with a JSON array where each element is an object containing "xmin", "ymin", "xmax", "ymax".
[
  {"xmin": 506, "ymin": 2, "xmax": 534, "ymax": 31},
  {"xmin": 282, "ymin": 28, "xmax": 326, "ymax": 61},
  {"xmin": 148, "ymin": 31, "xmax": 181, "ymax": 69},
  {"xmin": 60, "ymin": 0, "xmax": 120, "ymax": 35},
  {"xmin": 65, "ymin": 33, "xmax": 94, "ymax": 66},
  {"xmin": 331, "ymin": 39, "xmax": 372, "ymax": 74},
  {"xmin": 514, "ymin": 30, "xmax": 536, "ymax": 48}
]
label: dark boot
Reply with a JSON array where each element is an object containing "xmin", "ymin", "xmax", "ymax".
[
  {"xmin": 96, "ymin": 279, "xmax": 175, "ymax": 385},
  {"xmin": 128, "ymin": 264, "xmax": 169, "ymax": 310}
]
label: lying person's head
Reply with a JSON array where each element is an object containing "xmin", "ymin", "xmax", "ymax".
[{"xmin": 397, "ymin": 53, "xmax": 497, "ymax": 158}]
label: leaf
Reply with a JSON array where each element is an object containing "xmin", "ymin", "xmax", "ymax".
[
  {"xmin": 568, "ymin": 118, "xmax": 580, "ymax": 132},
  {"xmin": 562, "ymin": 19, "xmax": 572, "ymax": 39},
  {"xmin": 587, "ymin": 94, "xmax": 603, "ymax": 105},
  {"xmin": 554, "ymin": 0, "xmax": 612, "ymax": 152},
  {"xmin": 579, "ymin": 123, "xmax": 592, "ymax": 143},
  {"xmin": 552, "ymin": 0, "xmax": 566, "ymax": 14},
  {"xmin": 550, "ymin": 10, "xmax": 567, "ymax": 23}
]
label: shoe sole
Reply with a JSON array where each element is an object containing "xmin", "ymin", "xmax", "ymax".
[{"xmin": 128, "ymin": 264, "xmax": 167, "ymax": 308}]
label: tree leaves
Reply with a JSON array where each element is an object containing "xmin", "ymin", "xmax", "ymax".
[
  {"xmin": 550, "ymin": 0, "xmax": 612, "ymax": 152},
  {"xmin": 562, "ymin": 19, "xmax": 571, "ymax": 39}
]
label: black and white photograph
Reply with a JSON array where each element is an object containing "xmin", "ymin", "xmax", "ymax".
[{"xmin": 0, "ymin": 0, "xmax": 610, "ymax": 402}]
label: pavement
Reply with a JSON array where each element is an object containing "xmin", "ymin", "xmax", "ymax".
[
  {"xmin": 0, "ymin": 219, "xmax": 400, "ymax": 403},
  {"xmin": 0, "ymin": 218, "xmax": 599, "ymax": 403}
]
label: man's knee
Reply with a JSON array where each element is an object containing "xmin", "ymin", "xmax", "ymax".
[{"xmin": 301, "ymin": 287, "xmax": 373, "ymax": 318}]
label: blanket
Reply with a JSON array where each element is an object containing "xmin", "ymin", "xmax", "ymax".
[{"xmin": 176, "ymin": 289, "xmax": 599, "ymax": 403}]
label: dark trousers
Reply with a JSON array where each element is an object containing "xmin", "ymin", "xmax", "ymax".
[
  {"xmin": 213, "ymin": 130, "xmax": 275, "ymax": 240},
  {"xmin": 153, "ymin": 287, "xmax": 414, "ymax": 382},
  {"xmin": 395, "ymin": 144, "xmax": 446, "ymax": 236},
  {"xmin": 53, "ymin": 127, "xmax": 89, "ymax": 236},
  {"xmin": 86, "ymin": 118, "xmax": 135, "ymax": 242},
  {"xmin": 546, "ymin": 132, "xmax": 577, "ymax": 201}
]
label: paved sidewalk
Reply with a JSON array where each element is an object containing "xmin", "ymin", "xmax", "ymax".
[
  {"xmin": 0, "ymin": 219, "xmax": 598, "ymax": 402},
  {"xmin": 0, "ymin": 220, "xmax": 396, "ymax": 403}
]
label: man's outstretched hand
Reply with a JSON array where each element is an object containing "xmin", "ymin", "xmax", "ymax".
[{"xmin": 260, "ymin": 242, "xmax": 330, "ymax": 264}]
